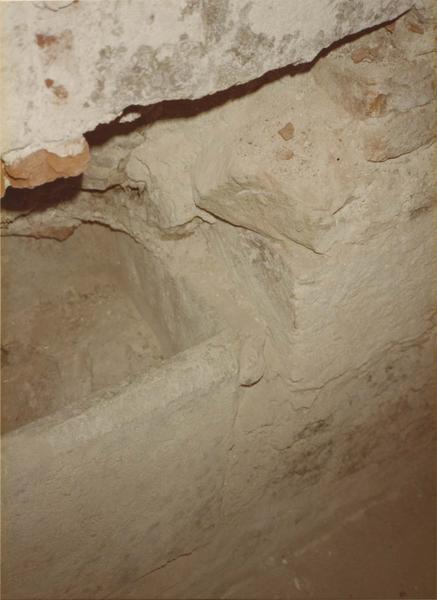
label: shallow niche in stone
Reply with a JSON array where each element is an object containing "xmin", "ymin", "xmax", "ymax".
[{"xmin": 1, "ymin": 199, "xmax": 221, "ymax": 433}]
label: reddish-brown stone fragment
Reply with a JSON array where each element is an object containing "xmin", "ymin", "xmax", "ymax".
[
  {"xmin": 30, "ymin": 225, "xmax": 76, "ymax": 241},
  {"xmin": 351, "ymin": 46, "xmax": 378, "ymax": 63},
  {"xmin": 407, "ymin": 20, "xmax": 425, "ymax": 34},
  {"xmin": 278, "ymin": 122, "xmax": 295, "ymax": 141},
  {"xmin": 2, "ymin": 140, "xmax": 90, "ymax": 191},
  {"xmin": 366, "ymin": 93, "xmax": 388, "ymax": 117},
  {"xmin": 385, "ymin": 22, "xmax": 396, "ymax": 33}
]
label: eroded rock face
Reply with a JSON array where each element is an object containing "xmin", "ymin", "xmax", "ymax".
[
  {"xmin": 1, "ymin": 0, "xmax": 415, "ymax": 191},
  {"xmin": 312, "ymin": 7, "xmax": 437, "ymax": 161},
  {"xmin": 121, "ymin": 7, "xmax": 435, "ymax": 254},
  {"xmin": 1, "ymin": 3, "xmax": 436, "ymax": 599}
]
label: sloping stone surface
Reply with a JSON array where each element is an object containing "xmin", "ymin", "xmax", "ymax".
[{"xmin": 1, "ymin": 0, "xmax": 413, "ymax": 189}]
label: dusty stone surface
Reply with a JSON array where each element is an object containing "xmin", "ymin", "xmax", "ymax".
[
  {"xmin": 1, "ymin": 3, "xmax": 436, "ymax": 599},
  {"xmin": 0, "ymin": 0, "xmax": 415, "ymax": 191}
]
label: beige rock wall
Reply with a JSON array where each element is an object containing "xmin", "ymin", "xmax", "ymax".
[
  {"xmin": 0, "ymin": 0, "xmax": 415, "ymax": 192},
  {"xmin": 1, "ymin": 2, "xmax": 436, "ymax": 599}
]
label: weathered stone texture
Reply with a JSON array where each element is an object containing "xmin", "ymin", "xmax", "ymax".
[
  {"xmin": 1, "ymin": 3, "xmax": 436, "ymax": 599},
  {"xmin": 1, "ymin": 0, "xmax": 414, "ymax": 190}
]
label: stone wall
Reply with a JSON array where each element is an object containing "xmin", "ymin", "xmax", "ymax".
[
  {"xmin": 1, "ymin": 0, "xmax": 415, "ymax": 192},
  {"xmin": 1, "ymin": 1, "xmax": 436, "ymax": 598}
]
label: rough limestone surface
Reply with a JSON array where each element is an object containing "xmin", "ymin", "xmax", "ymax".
[
  {"xmin": 0, "ymin": 0, "xmax": 415, "ymax": 191},
  {"xmin": 1, "ymin": 3, "xmax": 436, "ymax": 599}
]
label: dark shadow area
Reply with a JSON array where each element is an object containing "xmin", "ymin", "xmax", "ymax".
[{"xmin": 1, "ymin": 175, "xmax": 83, "ymax": 213}]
